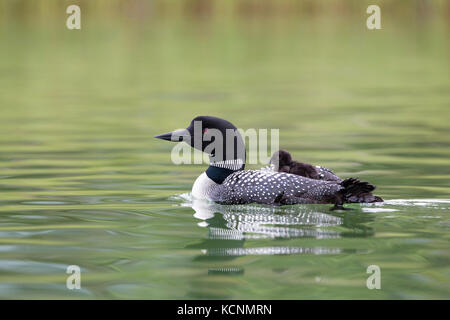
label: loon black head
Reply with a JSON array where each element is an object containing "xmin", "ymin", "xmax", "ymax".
[{"xmin": 155, "ymin": 116, "xmax": 246, "ymax": 183}]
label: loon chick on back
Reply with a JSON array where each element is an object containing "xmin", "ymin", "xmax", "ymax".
[
  {"xmin": 155, "ymin": 116, "xmax": 378, "ymax": 208},
  {"xmin": 269, "ymin": 150, "xmax": 342, "ymax": 182},
  {"xmin": 268, "ymin": 150, "xmax": 383, "ymax": 203}
]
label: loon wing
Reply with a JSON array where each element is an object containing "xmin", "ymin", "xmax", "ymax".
[
  {"xmin": 314, "ymin": 165, "xmax": 342, "ymax": 182},
  {"xmin": 210, "ymin": 170, "xmax": 343, "ymax": 205}
]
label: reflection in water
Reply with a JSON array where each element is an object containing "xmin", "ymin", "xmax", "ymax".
[
  {"xmin": 179, "ymin": 194, "xmax": 375, "ymax": 257},
  {"xmin": 208, "ymin": 267, "xmax": 244, "ymax": 276},
  {"xmin": 185, "ymin": 197, "xmax": 344, "ymax": 240},
  {"xmin": 205, "ymin": 246, "xmax": 342, "ymax": 256},
  {"xmin": 178, "ymin": 194, "xmax": 376, "ymax": 298}
]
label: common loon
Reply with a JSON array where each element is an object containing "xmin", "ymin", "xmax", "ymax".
[{"xmin": 155, "ymin": 116, "xmax": 380, "ymax": 208}]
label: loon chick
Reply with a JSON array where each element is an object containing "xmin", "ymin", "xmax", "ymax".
[
  {"xmin": 269, "ymin": 150, "xmax": 383, "ymax": 203},
  {"xmin": 155, "ymin": 116, "xmax": 378, "ymax": 208},
  {"xmin": 269, "ymin": 150, "xmax": 341, "ymax": 181}
]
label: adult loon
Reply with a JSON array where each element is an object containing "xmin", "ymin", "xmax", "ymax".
[{"xmin": 155, "ymin": 116, "xmax": 380, "ymax": 208}]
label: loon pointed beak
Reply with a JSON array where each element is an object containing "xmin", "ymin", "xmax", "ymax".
[
  {"xmin": 154, "ymin": 129, "xmax": 190, "ymax": 142},
  {"xmin": 154, "ymin": 132, "xmax": 173, "ymax": 141}
]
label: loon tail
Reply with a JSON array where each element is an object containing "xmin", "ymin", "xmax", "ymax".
[{"xmin": 339, "ymin": 178, "xmax": 383, "ymax": 204}]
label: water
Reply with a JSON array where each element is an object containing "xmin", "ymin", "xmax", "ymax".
[{"xmin": 0, "ymin": 17, "xmax": 449, "ymax": 299}]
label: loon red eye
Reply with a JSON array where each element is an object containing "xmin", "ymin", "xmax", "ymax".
[{"xmin": 203, "ymin": 128, "xmax": 208, "ymax": 133}]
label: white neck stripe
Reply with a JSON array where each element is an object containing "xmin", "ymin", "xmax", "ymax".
[{"xmin": 210, "ymin": 159, "xmax": 244, "ymax": 171}]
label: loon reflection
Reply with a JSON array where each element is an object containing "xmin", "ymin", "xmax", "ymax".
[
  {"xmin": 191, "ymin": 200, "xmax": 343, "ymax": 241},
  {"xmin": 180, "ymin": 195, "xmax": 375, "ymax": 260},
  {"xmin": 178, "ymin": 195, "xmax": 375, "ymax": 298}
]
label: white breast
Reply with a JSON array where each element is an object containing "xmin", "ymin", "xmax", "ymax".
[{"xmin": 191, "ymin": 172, "xmax": 218, "ymax": 200}]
